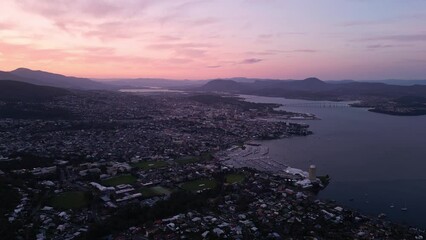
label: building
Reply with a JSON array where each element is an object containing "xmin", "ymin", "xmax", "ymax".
[{"xmin": 308, "ymin": 165, "xmax": 316, "ymax": 181}]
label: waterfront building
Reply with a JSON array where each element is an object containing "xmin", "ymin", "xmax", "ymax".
[{"xmin": 309, "ymin": 165, "xmax": 316, "ymax": 181}]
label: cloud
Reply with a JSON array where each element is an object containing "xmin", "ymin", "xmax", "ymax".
[
  {"xmin": 0, "ymin": 41, "xmax": 151, "ymax": 65},
  {"xmin": 239, "ymin": 58, "xmax": 263, "ymax": 64},
  {"xmin": 156, "ymin": 0, "xmax": 211, "ymax": 25},
  {"xmin": 83, "ymin": 21, "xmax": 138, "ymax": 40},
  {"xmin": 206, "ymin": 65, "xmax": 221, "ymax": 68},
  {"xmin": 175, "ymin": 48, "xmax": 206, "ymax": 57},
  {"xmin": 366, "ymin": 44, "xmax": 402, "ymax": 49},
  {"xmin": 247, "ymin": 49, "xmax": 317, "ymax": 55},
  {"xmin": 189, "ymin": 17, "xmax": 219, "ymax": 26},
  {"xmin": 172, "ymin": 0, "xmax": 210, "ymax": 12},
  {"xmin": 14, "ymin": 0, "xmax": 164, "ymax": 37},
  {"xmin": 258, "ymin": 34, "xmax": 274, "ymax": 39},
  {"xmin": 245, "ymin": 51, "xmax": 277, "ymax": 56},
  {"xmin": 16, "ymin": 0, "xmax": 158, "ymax": 18},
  {"xmin": 292, "ymin": 49, "xmax": 317, "ymax": 53},
  {"xmin": 342, "ymin": 20, "xmax": 382, "ymax": 27},
  {"xmin": 166, "ymin": 58, "xmax": 193, "ymax": 64},
  {"xmin": 157, "ymin": 35, "xmax": 181, "ymax": 42},
  {"xmin": 146, "ymin": 42, "xmax": 212, "ymax": 58},
  {"xmin": 0, "ymin": 21, "xmax": 16, "ymax": 30},
  {"xmin": 360, "ymin": 34, "xmax": 426, "ymax": 42},
  {"xmin": 147, "ymin": 43, "xmax": 212, "ymax": 49},
  {"xmin": 341, "ymin": 13, "xmax": 426, "ymax": 28}
]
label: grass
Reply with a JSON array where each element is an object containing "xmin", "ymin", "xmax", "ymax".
[
  {"xmin": 101, "ymin": 174, "xmax": 137, "ymax": 187},
  {"xmin": 0, "ymin": 180, "xmax": 21, "ymax": 215},
  {"xmin": 225, "ymin": 173, "xmax": 246, "ymax": 184},
  {"xmin": 132, "ymin": 161, "xmax": 168, "ymax": 170},
  {"xmin": 181, "ymin": 179, "xmax": 217, "ymax": 192},
  {"xmin": 50, "ymin": 191, "xmax": 88, "ymax": 209},
  {"xmin": 175, "ymin": 153, "xmax": 213, "ymax": 165},
  {"xmin": 139, "ymin": 186, "xmax": 172, "ymax": 198}
]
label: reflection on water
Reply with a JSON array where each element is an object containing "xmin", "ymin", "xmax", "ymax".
[{"xmin": 240, "ymin": 94, "xmax": 426, "ymax": 228}]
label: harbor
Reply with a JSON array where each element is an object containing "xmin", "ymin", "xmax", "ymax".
[
  {"xmin": 216, "ymin": 143, "xmax": 317, "ymax": 188},
  {"xmin": 240, "ymin": 94, "xmax": 426, "ymax": 228}
]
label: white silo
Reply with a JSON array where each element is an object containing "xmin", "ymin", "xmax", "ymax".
[{"xmin": 308, "ymin": 165, "xmax": 317, "ymax": 181}]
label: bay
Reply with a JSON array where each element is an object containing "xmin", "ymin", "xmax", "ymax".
[{"xmin": 240, "ymin": 94, "xmax": 426, "ymax": 228}]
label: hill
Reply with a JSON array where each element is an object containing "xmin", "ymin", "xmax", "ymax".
[
  {"xmin": 0, "ymin": 70, "xmax": 32, "ymax": 82},
  {"xmin": 103, "ymin": 78, "xmax": 208, "ymax": 89},
  {"xmin": 199, "ymin": 78, "xmax": 426, "ymax": 115},
  {"xmin": 0, "ymin": 80, "xmax": 70, "ymax": 101},
  {"xmin": 199, "ymin": 78, "xmax": 426, "ymax": 100},
  {"xmin": 6, "ymin": 68, "xmax": 112, "ymax": 90}
]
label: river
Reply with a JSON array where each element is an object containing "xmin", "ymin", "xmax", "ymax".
[{"xmin": 240, "ymin": 94, "xmax": 426, "ymax": 228}]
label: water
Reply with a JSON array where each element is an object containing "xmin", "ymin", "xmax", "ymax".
[
  {"xmin": 240, "ymin": 94, "xmax": 426, "ymax": 228},
  {"xmin": 120, "ymin": 88, "xmax": 184, "ymax": 93}
]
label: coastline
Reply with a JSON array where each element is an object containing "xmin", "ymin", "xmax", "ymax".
[
  {"xmin": 233, "ymin": 94, "xmax": 426, "ymax": 231},
  {"xmin": 215, "ymin": 141, "xmax": 425, "ymax": 237}
]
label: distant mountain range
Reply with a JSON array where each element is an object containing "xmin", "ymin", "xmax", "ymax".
[
  {"xmin": 1, "ymin": 68, "xmax": 426, "ymax": 115},
  {"xmin": 368, "ymin": 79, "xmax": 426, "ymax": 86},
  {"xmin": 198, "ymin": 78, "xmax": 426, "ymax": 101},
  {"xmin": 1, "ymin": 67, "xmax": 426, "ymax": 93},
  {"xmin": 102, "ymin": 78, "xmax": 208, "ymax": 89}
]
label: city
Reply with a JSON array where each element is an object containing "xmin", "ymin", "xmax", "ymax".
[
  {"xmin": 1, "ymin": 0, "xmax": 426, "ymax": 239},
  {"xmin": 0, "ymin": 90, "xmax": 424, "ymax": 239}
]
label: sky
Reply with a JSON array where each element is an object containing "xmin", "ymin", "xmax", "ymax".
[{"xmin": 0, "ymin": 0, "xmax": 426, "ymax": 80}]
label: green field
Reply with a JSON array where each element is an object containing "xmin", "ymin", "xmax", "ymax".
[
  {"xmin": 176, "ymin": 153, "xmax": 213, "ymax": 165},
  {"xmin": 50, "ymin": 191, "xmax": 88, "ymax": 209},
  {"xmin": 139, "ymin": 186, "xmax": 172, "ymax": 198},
  {"xmin": 132, "ymin": 161, "xmax": 168, "ymax": 170},
  {"xmin": 181, "ymin": 179, "xmax": 217, "ymax": 192},
  {"xmin": 225, "ymin": 173, "xmax": 245, "ymax": 184},
  {"xmin": 101, "ymin": 175, "xmax": 137, "ymax": 186}
]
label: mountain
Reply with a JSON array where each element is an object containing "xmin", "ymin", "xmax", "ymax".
[
  {"xmin": 102, "ymin": 78, "xmax": 208, "ymax": 89},
  {"xmin": 200, "ymin": 79, "xmax": 249, "ymax": 92},
  {"xmin": 368, "ymin": 79, "xmax": 426, "ymax": 86},
  {"xmin": 102, "ymin": 77, "xmax": 276, "ymax": 89},
  {"xmin": 7, "ymin": 68, "xmax": 112, "ymax": 90},
  {"xmin": 198, "ymin": 77, "xmax": 426, "ymax": 101},
  {"xmin": 0, "ymin": 70, "xmax": 32, "ymax": 82},
  {"xmin": 0, "ymin": 80, "xmax": 70, "ymax": 101},
  {"xmin": 325, "ymin": 80, "xmax": 356, "ymax": 84}
]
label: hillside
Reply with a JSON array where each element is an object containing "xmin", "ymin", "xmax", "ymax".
[
  {"xmin": 199, "ymin": 78, "xmax": 426, "ymax": 100},
  {"xmin": 6, "ymin": 68, "xmax": 112, "ymax": 90},
  {"xmin": 104, "ymin": 78, "xmax": 208, "ymax": 88},
  {"xmin": 0, "ymin": 70, "xmax": 32, "ymax": 82},
  {"xmin": 0, "ymin": 80, "xmax": 70, "ymax": 101},
  {"xmin": 199, "ymin": 78, "xmax": 426, "ymax": 115}
]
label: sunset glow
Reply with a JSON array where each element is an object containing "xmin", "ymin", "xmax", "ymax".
[{"xmin": 1, "ymin": 0, "xmax": 426, "ymax": 79}]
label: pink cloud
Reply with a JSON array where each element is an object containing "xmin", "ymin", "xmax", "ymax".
[
  {"xmin": 239, "ymin": 58, "xmax": 263, "ymax": 64},
  {"xmin": 0, "ymin": 21, "xmax": 16, "ymax": 30},
  {"xmin": 189, "ymin": 17, "xmax": 219, "ymax": 26},
  {"xmin": 16, "ymin": 0, "xmax": 157, "ymax": 18}
]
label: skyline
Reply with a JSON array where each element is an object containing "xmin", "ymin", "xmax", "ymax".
[{"xmin": 1, "ymin": 0, "xmax": 426, "ymax": 80}]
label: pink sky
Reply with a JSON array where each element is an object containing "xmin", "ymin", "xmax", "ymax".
[{"xmin": 1, "ymin": 0, "xmax": 426, "ymax": 80}]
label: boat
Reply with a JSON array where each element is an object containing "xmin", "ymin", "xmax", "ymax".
[{"xmin": 401, "ymin": 202, "xmax": 408, "ymax": 211}]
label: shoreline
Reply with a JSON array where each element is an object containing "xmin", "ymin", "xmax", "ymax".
[
  {"xmin": 216, "ymin": 142, "xmax": 323, "ymax": 189},
  {"xmin": 216, "ymin": 141, "xmax": 426, "ymax": 234},
  {"xmin": 233, "ymin": 95, "xmax": 426, "ymax": 231}
]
